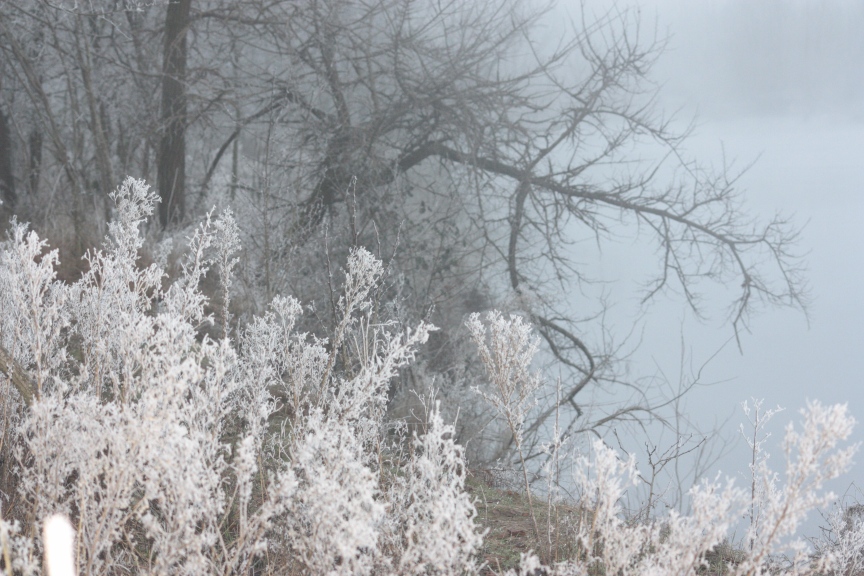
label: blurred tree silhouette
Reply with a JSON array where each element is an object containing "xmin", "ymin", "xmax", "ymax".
[{"xmin": 0, "ymin": 0, "xmax": 807, "ymax": 460}]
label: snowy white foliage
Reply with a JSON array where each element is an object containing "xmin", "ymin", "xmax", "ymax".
[
  {"xmin": 390, "ymin": 400, "xmax": 484, "ymax": 575},
  {"xmin": 815, "ymin": 504, "xmax": 864, "ymax": 576},
  {"xmin": 541, "ymin": 439, "xmax": 744, "ymax": 576},
  {"xmin": 283, "ymin": 410, "xmax": 383, "ymax": 576},
  {"xmin": 466, "ymin": 311, "xmax": 542, "ymax": 448},
  {"xmin": 502, "ymin": 400, "xmax": 857, "ymax": 576},
  {"xmin": 733, "ymin": 401, "xmax": 857, "ymax": 576},
  {"xmin": 0, "ymin": 221, "xmax": 68, "ymax": 396},
  {"xmin": 0, "ymin": 178, "xmax": 473, "ymax": 575},
  {"xmin": 0, "ymin": 177, "xmax": 860, "ymax": 575}
]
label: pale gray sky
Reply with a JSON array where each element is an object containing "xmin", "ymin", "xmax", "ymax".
[{"xmin": 559, "ymin": 0, "xmax": 864, "ymax": 532}]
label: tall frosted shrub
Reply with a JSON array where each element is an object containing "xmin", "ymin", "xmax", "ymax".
[{"xmin": 0, "ymin": 177, "xmax": 480, "ymax": 575}]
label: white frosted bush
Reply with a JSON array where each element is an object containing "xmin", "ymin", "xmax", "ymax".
[
  {"xmin": 0, "ymin": 177, "xmax": 861, "ymax": 576},
  {"xmin": 0, "ymin": 177, "xmax": 458, "ymax": 575},
  {"xmin": 391, "ymin": 400, "xmax": 484, "ymax": 575},
  {"xmin": 0, "ymin": 513, "xmax": 38, "ymax": 576},
  {"xmin": 505, "ymin": 401, "xmax": 856, "ymax": 576},
  {"xmin": 732, "ymin": 401, "xmax": 857, "ymax": 576},
  {"xmin": 0, "ymin": 179, "xmax": 298, "ymax": 574},
  {"xmin": 283, "ymin": 410, "xmax": 384, "ymax": 576},
  {"xmin": 467, "ymin": 311, "xmax": 544, "ymax": 539},
  {"xmin": 565, "ymin": 440, "xmax": 740, "ymax": 576},
  {"xmin": 466, "ymin": 311, "xmax": 542, "ymax": 447},
  {"xmin": 0, "ymin": 221, "xmax": 68, "ymax": 397},
  {"xmin": 815, "ymin": 504, "xmax": 864, "ymax": 576},
  {"xmin": 239, "ymin": 293, "xmax": 328, "ymax": 429}
]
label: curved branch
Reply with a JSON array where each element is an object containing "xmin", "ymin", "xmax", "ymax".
[
  {"xmin": 523, "ymin": 316, "xmax": 596, "ymax": 436},
  {"xmin": 508, "ymin": 180, "xmax": 530, "ymax": 292},
  {"xmin": 508, "ymin": 179, "xmax": 597, "ymax": 430}
]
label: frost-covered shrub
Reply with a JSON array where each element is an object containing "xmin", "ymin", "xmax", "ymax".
[
  {"xmin": 0, "ymin": 221, "xmax": 67, "ymax": 397},
  {"xmin": 735, "ymin": 401, "xmax": 857, "ymax": 576},
  {"xmin": 543, "ymin": 439, "xmax": 742, "ymax": 576},
  {"xmin": 4, "ymin": 179, "xmax": 298, "ymax": 575},
  {"xmin": 282, "ymin": 410, "xmax": 383, "ymax": 576},
  {"xmin": 0, "ymin": 512, "xmax": 38, "ymax": 576},
  {"xmin": 388, "ymin": 400, "xmax": 484, "ymax": 575},
  {"xmin": 815, "ymin": 503, "xmax": 864, "ymax": 576},
  {"xmin": 0, "ymin": 177, "xmax": 861, "ymax": 576},
  {"xmin": 467, "ymin": 311, "xmax": 545, "ymax": 539},
  {"xmin": 0, "ymin": 177, "xmax": 481, "ymax": 575},
  {"xmin": 503, "ymin": 401, "xmax": 857, "ymax": 576}
]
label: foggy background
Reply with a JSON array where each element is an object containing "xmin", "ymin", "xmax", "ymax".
[
  {"xmin": 572, "ymin": 0, "xmax": 864, "ymax": 527},
  {"xmin": 3, "ymin": 0, "xmax": 860, "ymax": 565}
]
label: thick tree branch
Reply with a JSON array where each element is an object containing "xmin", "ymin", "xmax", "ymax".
[{"xmin": 413, "ymin": 142, "xmax": 802, "ymax": 331}]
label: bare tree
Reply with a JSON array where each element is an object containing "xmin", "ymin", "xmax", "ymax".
[
  {"xmin": 0, "ymin": 105, "xmax": 14, "ymax": 220},
  {"xmin": 0, "ymin": 0, "xmax": 807, "ymax": 458},
  {"xmin": 195, "ymin": 0, "xmax": 806, "ymax": 447},
  {"xmin": 157, "ymin": 0, "xmax": 192, "ymax": 228},
  {"xmin": 0, "ymin": 0, "xmax": 165, "ymax": 254}
]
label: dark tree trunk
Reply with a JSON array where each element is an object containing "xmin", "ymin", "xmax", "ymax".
[
  {"xmin": 0, "ymin": 108, "xmax": 15, "ymax": 216},
  {"xmin": 157, "ymin": 0, "xmax": 191, "ymax": 228},
  {"xmin": 28, "ymin": 129, "xmax": 42, "ymax": 196}
]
